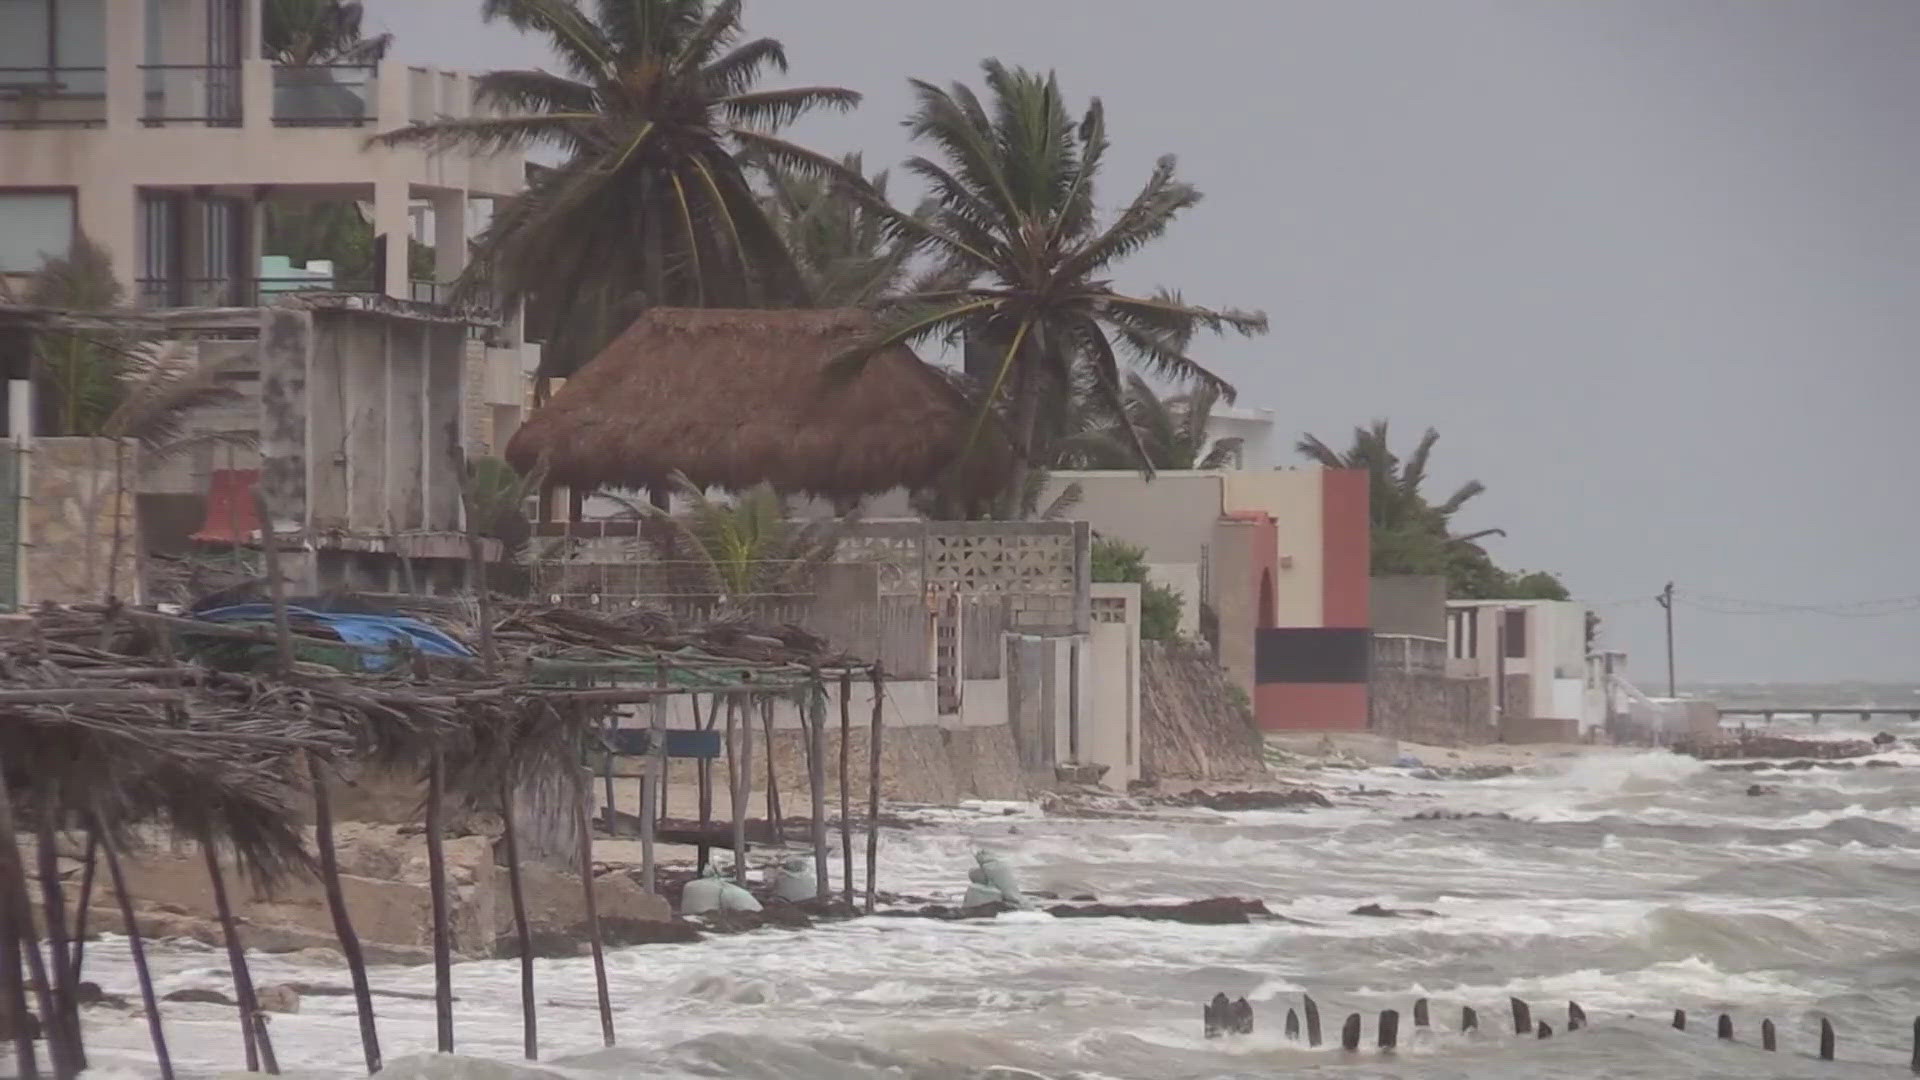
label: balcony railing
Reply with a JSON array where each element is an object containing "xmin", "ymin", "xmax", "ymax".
[
  {"xmin": 138, "ymin": 275, "xmax": 380, "ymax": 308},
  {"xmin": 1373, "ymin": 633, "xmax": 1448, "ymax": 676},
  {"xmin": 272, "ymin": 64, "xmax": 377, "ymax": 127},
  {"xmin": 0, "ymin": 67, "xmax": 106, "ymax": 127},
  {"xmin": 141, "ymin": 65, "xmax": 242, "ymax": 127}
]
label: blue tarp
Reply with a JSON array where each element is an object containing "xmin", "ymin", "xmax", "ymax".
[{"xmin": 193, "ymin": 604, "xmax": 475, "ymax": 672}]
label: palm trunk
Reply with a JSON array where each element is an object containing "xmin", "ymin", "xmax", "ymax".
[
  {"xmin": 500, "ymin": 780, "xmax": 536, "ymax": 1060},
  {"xmin": 202, "ymin": 839, "xmax": 275, "ymax": 1073},
  {"xmin": 309, "ymin": 755, "xmax": 381, "ymax": 1074},
  {"xmin": 99, "ymin": 829, "xmax": 172, "ymax": 1080},
  {"xmin": 998, "ymin": 363, "xmax": 1043, "ymax": 520},
  {"xmin": 574, "ymin": 769, "xmax": 614, "ymax": 1047},
  {"xmin": 425, "ymin": 750, "xmax": 453, "ymax": 1054}
]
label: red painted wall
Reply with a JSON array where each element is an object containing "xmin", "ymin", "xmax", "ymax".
[
  {"xmin": 1255, "ymin": 683, "xmax": 1370, "ymax": 733},
  {"xmin": 1320, "ymin": 468, "xmax": 1370, "ymax": 628}
]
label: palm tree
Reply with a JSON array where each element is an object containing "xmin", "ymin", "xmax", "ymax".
[
  {"xmin": 626, "ymin": 474, "xmax": 857, "ymax": 603},
  {"xmin": 1295, "ymin": 420, "xmax": 1505, "ymax": 580},
  {"xmin": 263, "ymin": 0, "xmax": 391, "ymax": 64},
  {"xmin": 18, "ymin": 238, "xmax": 128, "ymax": 437},
  {"xmin": 1055, "ymin": 373, "xmax": 1243, "ymax": 471},
  {"xmin": 756, "ymin": 153, "xmax": 930, "ymax": 308},
  {"xmin": 835, "ymin": 61, "xmax": 1267, "ymax": 515},
  {"xmin": 372, "ymin": 0, "xmax": 860, "ymax": 378}
]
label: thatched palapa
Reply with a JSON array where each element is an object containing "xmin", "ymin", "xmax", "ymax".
[{"xmin": 506, "ymin": 308, "xmax": 1011, "ymax": 500}]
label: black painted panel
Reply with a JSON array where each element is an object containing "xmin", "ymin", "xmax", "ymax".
[{"xmin": 1256, "ymin": 628, "xmax": 1371, "ymax": 684}]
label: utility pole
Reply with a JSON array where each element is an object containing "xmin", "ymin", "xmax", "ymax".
[{"xmin": 1655, "ymin": 582, "xmax": 1676, "ymax": 698}]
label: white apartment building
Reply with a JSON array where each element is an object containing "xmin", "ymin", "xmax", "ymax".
[
  {"xmin": 1445, "ymin": 598, "xmax": 1600, "ymax": 740},
  {"xmin": 0, "ymin": 0, "xmax": 534, "ymax": 449}
]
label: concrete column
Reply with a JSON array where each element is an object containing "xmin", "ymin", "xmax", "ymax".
[
  {"xmin": 104, "ymin": 0, "xmax": 145, "ymax": 129},
  {"xmin": 373, "ymin": 178, "xmax": 409, "ymax": 298},
  {"xmin": 241, "ymin": 59, "xmax": 273, "ymax": 128},
  {"xmin": 76, "ymin": 182, "xmax": 138, "ymax": 298},
  {"xmin": 375, "ymin": 57, "xmax": 410, "ymax": 131},
  {"xmin": 431, "ymin": 190, "xmax": 467, "ymax": 285},
  {"xmin": 244, "ymin": 0, "xmax": 266, "ymax": 58}
]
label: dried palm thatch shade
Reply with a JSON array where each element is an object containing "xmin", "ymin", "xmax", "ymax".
[{"xmin": 505, "ymin": 308, "xmax": 1011, "ymax": 500}]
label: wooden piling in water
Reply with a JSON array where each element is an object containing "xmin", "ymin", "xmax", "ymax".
[
  {"xmin": 1462, "ymin": 1006, "xmax": 1478, "ymax": 1033},
  {"xmin": 1379, "ymin": 1009, "xmax": 1400, "ymax": 1050},
  {"xmin": 500, "ymin": 780, "xmax": 536, "ymax": 1061},
  {"xmin": 575, "ymin": 769, "xmax": 614, "ymax": 1047},
  {"xmin": 1284, "ymin": 1008, "xmax": 1299, "ymax": 1040},
  {"xmin": 203, "ymin": 839, "xmax": 274, "ymax": 1073},
  {"xmin": 1672, "ymin": 1009, "xmax": 1686, "ymax": 1031},
  {"xmin": 838, "ymin": 673, "xmax": 854, "ymax": 907},
  {"xmin": 1537, "ymin": 1021, "xmax": 1551, "ymax": 1040},
  {"xmin": 1413, "ymin": 998, "xmax": 1429, "ymax": 1028},
  {"xmin": 1717, "ymin": 1014, "xmax": 1733, "ymax": 1041},
  {"xmin": 1511, "ymin": 997, "xmax": 1531, "ymax": 1036},
  {"xmin": 100, "ymin": 827, "xmax": 173, "ymax": 1080},
  {"xmin": 1909, "ymin": 1016, "xmax": 1917, "ymax": 1073},
  {"xmin": 1305, "ymin": 995, "xmax": 1323, "ymax": 1047},
  {"xmin": 1568, "ymin": 1001, "xmax": 1586, "ymax": 1032},
  {"xmin": 761, "ymin": 698, "xmax": 783, "ymax": 841},
  {"xmin": 807, "ymin": 678, "xmax": 830, "ymax": 903},
  {"xmin": 1761, "ymin": 1018, "xmax": 1775, "ymax": 1051},
  {"xmin": 1820, "ymin": 1018, "xmax": 1835, "ymax": 1061},
  {"xmin": 426, "ymin": 748, "xmax": 454, "ymax": 1053},
  {"xmin": 864, "ymin": 667, "xmax": 884, "ymax": 914},
  {"xmin": 1341, "ymin": 1013, "xmax": 1362, "ymax": 1052}
]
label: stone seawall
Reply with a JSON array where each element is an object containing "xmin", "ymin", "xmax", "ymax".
[
  {"xmin": 1139, "ymin": 642, "xmax": 1267, "ymax": 782},
  {"xmin": 1370, "ymin": 670, "xmax": 1493, "ymax": 746},
  {"xmin": 652, "ymin": 722, "xmax": 1029, "ymax": 806}
]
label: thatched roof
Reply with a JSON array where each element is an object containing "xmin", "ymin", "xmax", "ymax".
[{"xmin": 505, "ymin": 308, "xmax": 1011, "ymax": 500}]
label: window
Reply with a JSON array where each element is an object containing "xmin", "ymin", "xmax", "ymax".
[
  {"xmin": 0, "ymin": 191, "xmax": 74, "ymax": 272},
  {"xmin": 0, "ymin": 0, "xmax": 106, "ymax": 81},
  {"xmin": 1504, "ymin": 609, "xmax": 1528, "ymax": 659},
  {"xmin": 1448, "ymin": 608, "xmax": 1477, "ymax": 660}
]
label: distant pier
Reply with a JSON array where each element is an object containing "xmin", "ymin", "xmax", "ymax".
[{"xmin": 1719, "ymin": 706, "xmax": 1920, "ymax": 724}]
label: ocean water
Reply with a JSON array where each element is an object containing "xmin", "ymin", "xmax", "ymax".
[{"xmin": 62, "ymin": 721, "xmax": 1920, "ymax": 1079}]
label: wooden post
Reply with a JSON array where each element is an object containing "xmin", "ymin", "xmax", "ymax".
[
  {"xmin": 500, "ymin": 779, "xmax": 536, "ymax": 1060},
  {"xmin": 1537, "ymin": 1021, "xmax": 1551, "ymax": 1039},
  {"xmin": 1284, "ymin": 1008, "xmax": 1299, "ymax": 1040},
  {"xmin": 0, "ymin": 775, "xmax": 43, "ymax": 1080},
  {"xmin": 864, "ymin": 666, "xmax": 884, "ymax": 914},
  {"xmin": 1761, "ymin": 1018, "xmax": 1776, "ymax": 1051},
  {"xmin": 761, "ymin": 697, "xmax": 783, "ymax": 842},
  {"xmin": 574, "ymin": 767, "xmax": 614, "ymax": 1047},
  {"xmin": 426, "ymin": 749, "xmax": 453, "ymax": 1053},
  {"xmin": 838, "ymin": 672, "xmax": 853, "ymax": 908},
  {"xmin": 203, "ymin": 839, "xmax": 276, "ymax": 1073},
  {"xmin": 0, "ymin": 885, "xmax": 36, "ymax": 1079},
  {"xmin": 1511, "ymin": 997, "xmax": 1531, "ymax": 1037},
  {"xmin": 1672, "ymin": 1009, "xmax": 1686, "ymax": 1031},
  {"xmin": 32, "ymin": 806, "xmax": 82, "ymax": 1072},
  {"xmin": 601, "ymin": 713, "xmax": 618, "ymax": 837},
  {"xmin": 1819, "ymin": 1018, "xmax": 1834, "ymax": 1061},
  {"xmin": 251, "ymin": 490, "xmax": 295, "ymax": 676},
  {"xmin": 1340, "ymin": 1013, "xmax": 1361, "ymax": 1052},
  {"xmin": 99, "ymin": 828, "xmax": 173, "ymax": 1080},
  {"xmin": 1908, "ymin": 1016, "xmax": 1916, "ymax": 1073},
  {"xmin": 1412, "ymin": 998, "xmax": 1429, "ymax": 1028},
  {"xmin": 697, "ymin": 694, "xmax": 718, "ymax": 874},
  {"xmin": 1717, "ymin": 1014, "xmax": 1732, "ymax": 1041},
  {"xmin": 732, "ymin": 697, "xmax": 753, "ymax": 884},
  {"xmin": 1305, "ymin": 995, "xmax": 1322, "ymax": 1047},
  {"xmin": 1568, "ymin": 1001, "xmax": 1586, "ymax": 1032},
  {"xmin": 310, "ymin": 756, "xmax": 382, "ymax": 1074},
  {"xmin": 1461, "ymin": 1006, "xmax": 1478, "ymax": 1033},
  {"xmin": 807, "ymin": 678, "xmax": 829, "ymax": 903},
  {"xmin": 66, "ymin": 830, "xmax": 96, "ymax": 984},
  {"xmin": 640, "ymin": 670, "xmax": 665, "ymax": 894},
  {"xmin": 1378, "ymin": 1009, "xmax": 1399, "ymax": 1050}
]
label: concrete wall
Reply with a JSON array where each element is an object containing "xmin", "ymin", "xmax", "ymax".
[
  {"xmin": 1086, "ymin": 582, "xmax": 1141, "ymax": 789},
  {"xmin": 1221, "ymin": 469, "xmax": 1325, "ymax": 625},
  {"xmin": 1371, "ymin": 575, "xmax": 1446, "ymax": 638},
  {"xmin": 1370, "ymin": 670, "xmax": 1493, "ymax": 746},
  {"xmin": 21, "ymin": 436, "xmax": 139, "ymax": 604},
  {"xmin": 1040, "ymin": 471, "xmax": 1221, "ymax": 634}
]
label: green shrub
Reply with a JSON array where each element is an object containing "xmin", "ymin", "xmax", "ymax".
[{"xmin": 1092, "ymin": 537, "xmax": 1183, "ymax": 642}]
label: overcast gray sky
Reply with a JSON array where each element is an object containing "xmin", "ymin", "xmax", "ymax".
[{"xmin": 364, "ymin": 1, "xmax": 1919, "ymax": 684}]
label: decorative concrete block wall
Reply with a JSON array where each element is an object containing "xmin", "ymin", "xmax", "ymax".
[{"xmin": 23, "ymin": 437, "xmax": 140, "ymax": 604}]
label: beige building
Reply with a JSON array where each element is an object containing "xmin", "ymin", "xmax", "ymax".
[{"xmin": 0, "ymin": 0, "xmax": 533, "ymax": 450}]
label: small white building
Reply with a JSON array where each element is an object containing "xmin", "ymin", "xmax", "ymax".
[
  {"xmin": 1445, "ymin": 599, "xmax": 1600, "ymax": 741},
  {"xmin": 1203, "ymin": 404, "xmax": 1278, "ymax": 469}
]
